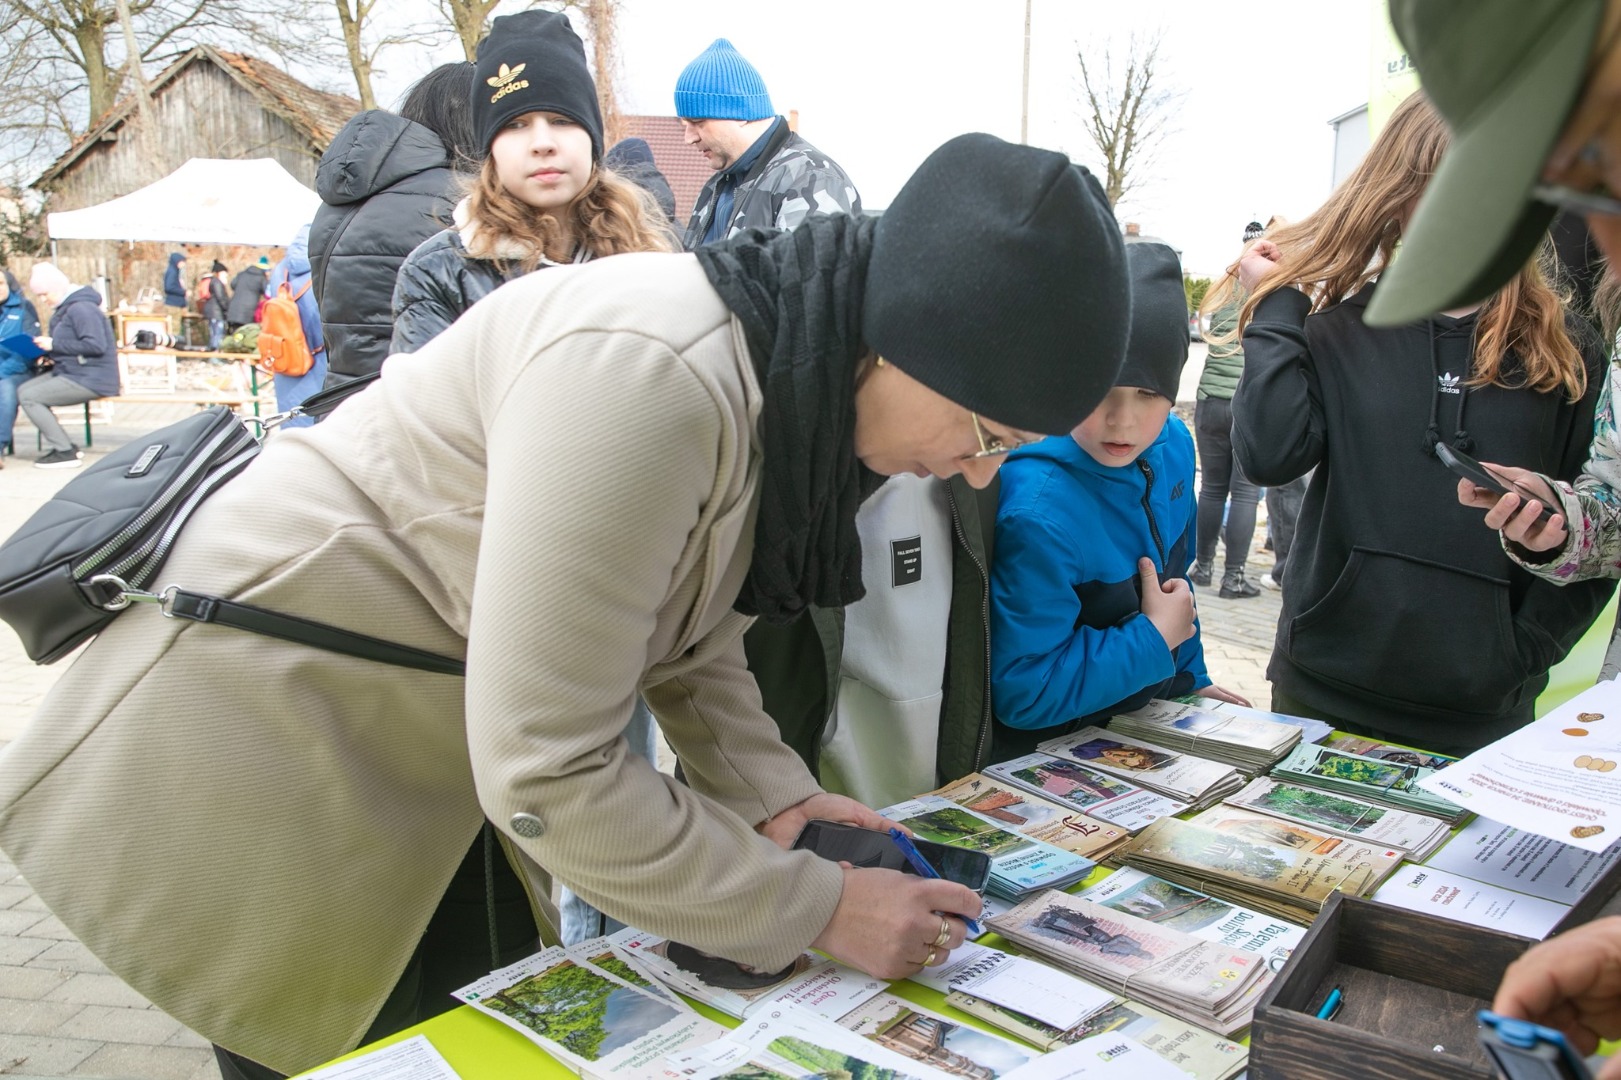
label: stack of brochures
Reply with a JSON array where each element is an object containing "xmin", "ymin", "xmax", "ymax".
[
  {"xmin": 606, "ymin": 928, "xmax": 885, "ymax": 1021},
  {"xmin": 879, "ymin": 795, "xmax": 1097, "ymax": 898},
  {"xmin": 1271, "ymin": 743, "xmax": 1469, "ymax": 824},
  {"xmin": 1109, "ymin": 700, "xmax": 1301, "ymax": 773},
  {"xmin": 984, "ymin": 752, "xmax": 1188, "ymax": 833},
  {"xmin": 926, "ymin": 774, "xmax": 1133, "ymax": 863},
  {"xmin": 987, "ymin": 890, "xmax": 1272, "ymax": 1036},
  {"xmin": 1075, "ymin": 867, "xmax": 1306, "ymax": 970},
  {"xmin": 1223, "ymin": 776, "xmax": 1452, "ymax": 860},
  {"xmin": 946, "ymin": 990, "xmax": 1249, "ymax": 1080},
  {"xmin": 453, "ymin": 944, "xmax": 727, "ymax": 1080},
  {"xmin": 1035, "ymin": 727, "xmax": 1245, "ymax": 812},
  {"xmin": 1320, "ymin": 734, "xmax": 1456, "ymax": 769},
  {"xmin": 1111, "ymin": 817, "xmax": 1398, "ymax": 924}
]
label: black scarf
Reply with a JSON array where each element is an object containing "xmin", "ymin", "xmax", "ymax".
[{"xmin": 694, "ymin": 214, "xmax": 885, "ymax": 624}]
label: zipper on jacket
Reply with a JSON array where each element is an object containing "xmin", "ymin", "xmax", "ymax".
[
  {"xmin": 945, "ymin": 482, "xmax": 994, "ymax": 771},
  {"xmin": 1137, "ymin": 459, "xmax": 1168, "ymax": 568}
]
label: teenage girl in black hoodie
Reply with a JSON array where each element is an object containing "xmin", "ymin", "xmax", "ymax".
[{"xmin": 1228, "ymin": 92, "xmax": 1613, "ymax": 756}]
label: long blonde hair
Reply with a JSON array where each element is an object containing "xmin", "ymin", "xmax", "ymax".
[
  {"xmin": 462, "ymin": 159, "xmax": 677, "ymax": 270},
  {"xmin": 1217, "ymin": 92, "xmax": 1585, "ymax": 400}
]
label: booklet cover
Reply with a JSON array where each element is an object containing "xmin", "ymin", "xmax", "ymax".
[
  {"xmin": 1370, "ymin": 863, "xmax": 1570, "ymax": 939},
  {"xmin": 609, "ymin": 928, "xmax": 885, "ymax": 1022},
  {"xmin": 984, "ymin": 753, "xmax": 1186, "ymax": 833},
  {"xmin": 835, "ymin": 993, "xmax": 1038, "ymax": 1079},
  {"xmin": 927, "ymin": 775, "xmax": 1131, "ymax": 862},
  {"xmin": 879, "ymin": 795, "xmax": 1095, "ymax": 898},
  {"xmin": 567, "ymin": 938, "xmax": 692, "ymax": 1010},
  {"xmin": 1223, "ymin": 777, "xmax": 1451, "ymax": 859},
  {"xmin": 1275, "ymin": 743, "xmax": 1467, "ymax": 823},
  {"xmin": 453, "ymin": 947, "xmax": 725, "ymax": 1079},
  {"xmin": 1075, "ymin": 867, "xmax": 1304, "ymax": 971},
  {"xmin": 1034, "ymin": 727, "xmax": 1243, "ymax": 806}
]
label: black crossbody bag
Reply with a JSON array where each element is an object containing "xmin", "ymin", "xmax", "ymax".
[{"xmin": 0, "ymin": 373, "xmax": 463, "ymax": 674}]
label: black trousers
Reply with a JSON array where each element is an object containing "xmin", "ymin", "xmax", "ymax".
[{"xmin": 214, "ymin": 826, "xmax": 541, "ymax": 1080}]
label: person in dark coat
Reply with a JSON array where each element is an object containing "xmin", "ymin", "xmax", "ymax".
[
  {"xmin": 0, "ymin": 268, "xmax": 41, "ymax": 464},
  {"xmin": 200, "ymin": 260, "xmax": 231, "ymax": 350},
  {"xmin": 226, "ymin": 259, "xmax": 268, "ymax": 329},
  {"xmin": 17, "ymin": 262, "xmax": 117, "ymax": 469},
  {"xmin": 162, "ymin": 251, "xmax": 187, "ymax": 311},
  {"xmin": 604, "ymin": 137, "xmax": 677, "ymax": 225},
  {"xmin": 309, "ymin": 62, "xmax": 477, "ymax": 389}
]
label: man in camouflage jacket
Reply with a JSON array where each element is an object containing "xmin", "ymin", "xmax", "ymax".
[{"xmin": 674, "ymin": 38, "xmax": 861, "ymax": 249}]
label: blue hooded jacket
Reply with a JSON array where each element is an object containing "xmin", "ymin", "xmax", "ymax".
[
  {"xmin": 990, "ymin": 415, "xmax": 1208, "ymax": 732},
  {"xmin": 266, "ymin": 224, "xmax": 327, "ymax": 426},
  {"xmin": 162, "ymin": 252, "xmax": 187, "ymax": 307},
  {"xmin": 0, "ymin": 272, "xmax": 41, "ymax": 378}
]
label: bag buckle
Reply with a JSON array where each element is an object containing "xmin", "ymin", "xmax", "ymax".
[{"xmin": 86, "ymin": 574, "xmax": 179, "ymax": 615}]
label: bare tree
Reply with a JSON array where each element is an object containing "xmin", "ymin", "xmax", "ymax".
[
  {"xmin": 335, "ymin": 0, "xmax": 439, "ymax": 110},
  {"xmin": 438, "ymin": 0, "xmax": 501, "ymax": 60},
  {"xmin": 1075, "ymin": 30, "xmax": 1182, "ymax": 208}
]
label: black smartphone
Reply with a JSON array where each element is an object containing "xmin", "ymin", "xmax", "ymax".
[
  {"xmin": 791, "ymin": 819, "xmax": 993, "ymax": 895},
  {"xmin": 1437, "ymin": 443, "xmax": 1556, "ymax": 524},
  {"xmin": 1477, "ymin": 1011, "xmax": 1593, "ymax": 1080}
]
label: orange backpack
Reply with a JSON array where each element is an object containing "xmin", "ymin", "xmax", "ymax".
[{"xmin": 256, "ymin": 280, "xmax": 323, "ymax": 377}]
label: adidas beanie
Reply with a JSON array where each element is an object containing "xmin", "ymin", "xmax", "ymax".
[
  {"xmin": 674, "ymin": 39, "xmax": 774, "ymax": 121},
  {"xmin": 473, "ymin": 9, "xmax": 604, "ymax": 158},
  {"xmin": 863, "ymin": 133, "xmax": 1131, "ymax": 436}
]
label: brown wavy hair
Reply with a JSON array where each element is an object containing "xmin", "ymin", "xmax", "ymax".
[
  {"xmin": 1211, "ymin": 91, "xmax": 1585, "ymax": 400},
  {"xmin": 461, "ymin": 160, "xmax": 677, "ymax": 270}
]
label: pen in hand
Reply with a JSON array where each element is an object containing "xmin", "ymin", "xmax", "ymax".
[{"xmin": 887, "ymin": 827, "xmax": 984, "ymax": 937}]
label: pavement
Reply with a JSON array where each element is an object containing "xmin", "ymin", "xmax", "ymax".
[{"xmin": 0, "ymin": 353, "xmax": 1282, "ymax": 1077}]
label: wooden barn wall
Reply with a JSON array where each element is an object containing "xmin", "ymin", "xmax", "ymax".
[{"xmin": 36, "ymin": 63, "xmax": 319, "ymax": 307}]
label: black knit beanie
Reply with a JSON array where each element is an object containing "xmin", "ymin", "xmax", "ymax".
[
  {"xmin": 473, "ymin": 10, "xmax": 603, "ymax": 159},
  {"xmin": 1114, "ymin": 242, "xmax": 1190, "ymax": 401},
  {"xmin": 862, "ymin": 133, "xmax": 1130, "ymax": 435}
]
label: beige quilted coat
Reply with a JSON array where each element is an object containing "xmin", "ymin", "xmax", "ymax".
[{"xmin": 0, "ymin": 253, "xmax": 843, "ymax": 1074}]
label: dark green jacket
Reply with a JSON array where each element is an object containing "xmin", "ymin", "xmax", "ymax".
[
  {"xmin": 1197, "ymin": 296, "xmax": 1245, "ymax": 400},
  {"xmin": 746, "ymin": 475, "xmax": 999, "ymax": 788}
]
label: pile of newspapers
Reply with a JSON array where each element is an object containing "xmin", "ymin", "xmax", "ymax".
[
  {"xmin": 1036, "ymin": 726, "xmax": 1245, "ymax": 812},
  {"xmin": 988, "ymin": 890, "xmax": 1272, "ymax": 1036},
  {"xmin": 1110, "ymin": 700, "xmax": 1302, "ymax": 774}
]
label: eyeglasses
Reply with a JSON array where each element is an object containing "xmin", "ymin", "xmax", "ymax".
[
  {"xmin": 969, "ymin": 413, "xmax": 1028, "ymax": 458},
  {"xmin": 1532, "ymin": 183, "xmax": 1621, "ymax": 217}
]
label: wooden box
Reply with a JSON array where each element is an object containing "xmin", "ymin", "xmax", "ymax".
[{"xmin": 1249, "ymin": 893, "xmax": 1533, "ymax": 1080}]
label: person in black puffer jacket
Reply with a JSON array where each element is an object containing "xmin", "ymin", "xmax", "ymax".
[
  {"xmin": 225, "ymin": 259, "xmax": 267, "ymax": 329},
  {"xmin": 310, "ymin": 62, "xmax": 477, "ymax": 389}
]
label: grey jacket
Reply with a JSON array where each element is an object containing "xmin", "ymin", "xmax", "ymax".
[{"xmin": 683, "ymin": 123, "xmax": 862, "ymax": 249}]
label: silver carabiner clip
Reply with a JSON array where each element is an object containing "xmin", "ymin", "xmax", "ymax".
[{"xmin": 86, "ymin": 574, "xmax": 179, "ymax": 615}]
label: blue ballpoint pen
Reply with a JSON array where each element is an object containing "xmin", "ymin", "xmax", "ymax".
[
  {"xmin": 1316, "ymin": 986, "xmax": 1344, "ymax": 1021},
  {"xmin": 887, "ymin": 827, "xmax": 984, "ymax": 936}
]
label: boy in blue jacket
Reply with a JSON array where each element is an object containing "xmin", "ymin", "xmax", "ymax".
[{"xmin": 990, "ymin": 242, "xmax": 1248, "ymax": 755}]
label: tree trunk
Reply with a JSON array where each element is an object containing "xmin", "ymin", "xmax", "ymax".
[
  {"xmin": 74, "ymin": 17, "xmax": 115, "ymax": 124},
  {"xmin": 335, "ymin": 0, "xmax": 377, "ymax": 109},
  {"xmin": 444, "ymin": 0, "xmax": 500, "ymax": 61},
  {"xmin": 582, "ymin": 0, "xmax": 622, "ymax": 146}
]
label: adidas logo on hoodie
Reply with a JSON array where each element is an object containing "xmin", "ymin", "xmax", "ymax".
[{"xmin": 1437, "ymin": 371, "xmax": 1462, "ymax": 395}]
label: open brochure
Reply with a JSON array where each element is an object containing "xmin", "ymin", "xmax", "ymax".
[
  {"xmin": 608, "ymin": 928, "xmax": 885, "ymax": 1022},
  {"xmin": 453, "ymin": 947, "xmax": 726, "ymax": 1080},
  {"xmin": 295, "ymin": 1035, "xmax": 461, "ymax": 1080},
  {"xmin": 926, "ymin": 774, "xmax": 1131, "ymax": 863},
  {"xmin": 984, "ymin": 753, "xmax": 1186, "ymax": 833},
  {"xmin": 1416, "ymin": 680, "xmax": 1621, "ymax": 851},
  {"xmin": 879, "ymin": 795, "xmax": 1096, "ymax": 898}
]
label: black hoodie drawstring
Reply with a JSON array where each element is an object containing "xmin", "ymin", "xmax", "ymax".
[{"xmin": 1422, "ymin": 317, "xmax": 1478, "ymax": 456}]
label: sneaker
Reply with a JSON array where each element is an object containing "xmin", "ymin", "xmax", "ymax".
[
  {"xmin": 1260, "ymin": 573, "xmax": 1281, "ymax": 591},
  {"xmin": 1220, "ymin": 572, "xmax": 1261, "ymax": 599},
  {"xmin": 1189, "ymin": 561, "xmax": 1214, "ymax": 588},
  {"xmin": 34, "ymin": 448, "xmax": 83, "ymax": 469}
]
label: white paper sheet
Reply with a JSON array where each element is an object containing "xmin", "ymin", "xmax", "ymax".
[
  {"xmin": 907, "ymin": 941, "xmax": 1113, "ymax": 1031},
  {"xmin": 1370, "ymin": 863, "xmax": 1570, "ymax": 938},
  {"xmin": 1424, "ymin": 817, "xmax": 1621, "ymax": 905},
  {"xmin": 297, "ymin": 1035, "xmax": 460, "ymax": 1080}
]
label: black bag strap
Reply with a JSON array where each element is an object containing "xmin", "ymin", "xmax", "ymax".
[
  {"xmin": 105, "ymin": 582, "xmax": 464, "ymax": 676},
  {"xmin": 261, "ymin": 371, "xmax": 381, "ymax": 431}
]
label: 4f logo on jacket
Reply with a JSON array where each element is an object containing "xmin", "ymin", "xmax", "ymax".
[
  {"xmin": 1170, "ymin": 481, "xmax": 1185, "ymax": 500},
  {"xmin": 487, "ymin": 63, "xmax": 529, "ymax": 104},
  {"xmin": 1438, "ymin": 371, "xmax": 1462, "ymax": 395}
]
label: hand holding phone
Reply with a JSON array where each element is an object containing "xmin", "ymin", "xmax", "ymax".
[
  {"xmin": 1440, "ymin": 444, "xmax": 1557, "ymax": 525},
  {"xmin": 1478, "ymin": 1011, "xmax": 1595, "ymax": 1080}
]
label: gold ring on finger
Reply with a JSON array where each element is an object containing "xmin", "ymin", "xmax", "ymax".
[
  {"xmin": 924, "ymin": 947, "xmax": 937, "ymax": 966},
  {"xmin": 932, "ymin": 918, "xmax": 952, "ymax": 948}
]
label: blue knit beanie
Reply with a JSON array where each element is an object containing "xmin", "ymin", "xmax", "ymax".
[{"xmin": 674, "ymin": 39, "xmax": 774, "ymax": 121}]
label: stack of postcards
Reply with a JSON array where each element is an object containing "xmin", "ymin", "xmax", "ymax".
[
  {"xmin": 1109, "ymin": 699, "xmax": 1302, "ymax": 774},
  {"xmin": 879, "ymin": 794, "xmax": 1096, "ymax": 898},
  {"xmin": 1035, "ymin": 727, "xmax": 1245, "ymax": 813},
  {"xmin": 1271, "ymin": 743, "xmax": 1469, "ymax": 824},
  {"xmin": 1222, "ymin": 776, "xmax": 1452, "ymax": 861}
]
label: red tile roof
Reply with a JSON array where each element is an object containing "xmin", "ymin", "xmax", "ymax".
[{"xmin": 623, "ymin": 115, "xmax": 712, "ymax": 231}]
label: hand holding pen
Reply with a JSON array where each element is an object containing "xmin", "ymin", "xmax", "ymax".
[{"xmin": 889, "ymin": 828, "xmax": 985, "ymax": 937}]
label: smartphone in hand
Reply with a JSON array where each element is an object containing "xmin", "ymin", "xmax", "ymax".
[
  {"xmin": 791, "ymin": 819, "xmax": 992, "ymax": 895},
  {"xmin": 1438, "ymin": 444, "xmax": 1556, "ymax": 524},
  {"xmin": 1477, "ymin": 1010, "xmax": 1594, "ymax": 1080}
]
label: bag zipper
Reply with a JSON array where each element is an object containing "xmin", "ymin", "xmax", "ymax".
[
  {"xmin": 71, "ymin": 417, "xmax": 257, "ymax": 580},
  {"xmin": 116, "ymin": 446, "xmax": 260, "ymax": 587}
]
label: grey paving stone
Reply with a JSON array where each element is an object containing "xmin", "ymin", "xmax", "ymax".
[
  {"xmin": 0, "ymin": 909, "xmax": 50, "ymax": 937},
  {"xmin": 0, "ymin": 1032, "xmax": 100, "ymax": 1075},
  {"xmin": 0, "ymin": 996, "xmax": 83, "ymax": 1036},
  {"xmin": 0, "ymin": 937, "xmax": 53, "ymax": 966},
  {"xmin": 68, "ymin": 1042, "xmax": 214, "ymax": 1080},
  {"xmin": 23, "ymin": 917, "xmax": 82, "ymax": 943},
  {"xmin": 53, "ymin": 1003, "xmax": 182, "ymax": 1045},
  {"xmin": 43, "ymin": 973, "xmax": 152, "ymax": 1010},
  {"xmin": 0, "ymin": 964, "xmax": 73, "ymax": 1001},
  {"xmin": 25, "ymin": 941, "xmax": 108, "ymax": 975},
  {"xmin": 163, "ymin": 1026, "xmax": 211, "ymax": 1049},
  {"xmin": 0, "ymin": 884, "xmax": 33, "ymax": 910}
]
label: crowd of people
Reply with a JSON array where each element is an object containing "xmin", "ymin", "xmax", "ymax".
[{"xmin": 3, "ymin": 0, "xmax": 1621, "ymax": 1075}]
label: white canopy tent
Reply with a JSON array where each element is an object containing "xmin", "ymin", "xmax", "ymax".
[{"xmin": 46, "ymin": 157, "xmax": 320, "ymax": 246}]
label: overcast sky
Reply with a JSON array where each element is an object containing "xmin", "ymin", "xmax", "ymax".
[{"xmin": 368, "ymin": 0, "xmax": 1384, "ymax": 277}]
